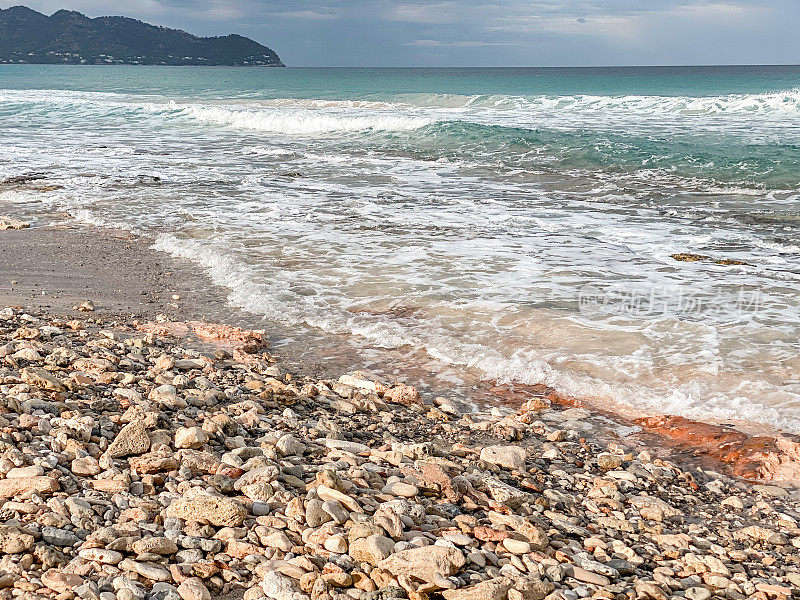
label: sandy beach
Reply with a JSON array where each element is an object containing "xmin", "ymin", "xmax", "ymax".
[{"xmin": 1, "ymin": 220, "xmax": 800, "ymax": 600}]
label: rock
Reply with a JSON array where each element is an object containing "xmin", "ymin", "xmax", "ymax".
[
  {"xmin": 79, "ymin": 548, "xmax": 124, "ymax": 564},
  {"xmin": 569, "ymin": 566, "xmax": 610, "ymax": 586},
  {"xmin": 596, "ymin": 452, "xmax": 624, "ymax": 470},
  {"xmin": 720, "ymin": 496, "xmax": 744, "ymax": 510},
  {"xmin": 165, "ymin": 495, "xmax": 247, "ymax": 527},
  {"xmin": 685, "ymin": 587, "xmax": 712, "ymax": 600},
  {"xmin": 324, "ymin": 439, "xmax": 370, "ymax": 454},
  {"xmin": 41, "ymin": 571, "xmax": 84, "ymax": 594},
  {"xmin": 0, "ymin": 525, "xmax": 35, "ymax": 553},
  {"xmin": 324, "ymin": 533, "xmax": 348, "ymax": 553},
  {"xmin": 276, "ymin": 434, "xmax": 306, "ymax": 456},
  {"xmin": 350, "ymin": 534, "xmax": 395, "ymax": 566},
  {"xmin": 0, "ymin": 475, "xmax": 60, "ymax": 498},
  {"xmin": 71, "ymin": 456, "xmax": 102, "ymax": 476},
  {"xmin": 0, "ymin": 216, "xmax": 31, "ymax": 230},
  {"xmin": 443, "ymin": 578, "xmax": 510, "ymax": 600},
  {"xmin": 481, "ymin": 475, "xmax": 529, "ymax": 508},
  {"xmin": 480, "ymin": 445, "xmax": 526, "ymax": 471},
  {"xmin": 384, "ymin": 384, "xmax": 422, "ymax": 406},
  {"xmin": 21, "ymin": 367, "xmax": 66, "ymax": 391},
  {"xmin": 174, "ymin": 427, "xmax": 208, "ymax": 449},
  {"xmin": 119, "ymin": 559, "xmax": 172, "ymax": 582},
  {"xmin": 378, "ymin": 545, "xmax": 465, "ymax": 583},
  {"xmin": 177, "ymin": 578, "xmax": 211, "ymax": 600},
  {"xmin": 106, "ymin": 420, "xmax": 151, "ymax": 458},
  {"xmin": 261, "ymin": 571, "xmax": 306, "ymax": 600},
  {"xmin": 132, "ymin": 537, "xmax": 178, "ymax": 555},
  {"xmin": 502, "ymin": 538, "xmax": 530, "ymax": 554},
  {"xmin": 316, "ymin": 484, "xmax": 361, "ymax": 512},
  {"xmin": 41, "ymin": 526, "xmax": 80, "ymax": 547},
  {"xmin": 487, "ymin": 512, "xmax": 548, "ymax": 551}
]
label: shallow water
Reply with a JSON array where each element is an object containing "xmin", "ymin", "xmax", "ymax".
[{"xmin": 1, "ymin": 65, "xmax": 799, "ymax": 430}]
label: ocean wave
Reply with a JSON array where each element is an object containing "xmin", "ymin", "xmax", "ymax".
[
  {"xmin": 396, "ymin": 89, "xmax": 800, "ymax": 116},
  {"xmin": 152, "ymin": 232, "xmax": 800, "ymax": 433},
  {"xmin": 170, "ymin": 103, "xmax": 432, "ymax": 135}
]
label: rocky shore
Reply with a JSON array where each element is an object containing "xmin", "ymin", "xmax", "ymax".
[{"xmin": 0, "ymin": 307, "xmax": 798, "ymax": 600}]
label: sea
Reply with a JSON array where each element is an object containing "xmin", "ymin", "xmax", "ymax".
[{"xmin": 1, "ymin": 65, "xmax": 799, "ymax": 431}]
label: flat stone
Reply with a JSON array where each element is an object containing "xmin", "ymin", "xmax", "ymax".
[
  {"xmin": 132, "ymin": 537, "xmax": 178, "ymax": 555},
  {"xmin": 480, "ymin": 445, "xmax": 526, "ymax": 471},
  {"xmin": 79, "ymin": 548, "xmax": 124, "ymax": 564},
  {"xmin": 0, "ymin": 475, "xmax": 60, "ymax": 498},
  {"xmin": 119, "ymin": 559, "xmax": 172, "ymax": 582},
  {"xmin": 378, "ymin": 545, "xmax": 465, "ymax": 583},
  {"xmin": 325, "ymin": 439, "xmax": 370, "ymax": 454},
  {"xmin": 502, "ymin": 538, "xmax": 531, "ymax": 555},
  {"xmin": 569, "ymin": 566, "xmax": 610, "ymax": 586},
  {"xmin": 0, "ymin": 524, "xmax": 35, "ymax": 553},
  {"xmin": 316, "ymin": 484, "xmax": 362, "ymax": 512},
  {"xmin": 166, "ymin": 495, "xmax": 247, "ymax": 528},
  {"xmin": 41, "ymin": 526, "xmax": 80, "ymax": 547},
  {"xmin": 21, "ymin": 367, "xmax": 66, "ymax": 391},
  {"xmin": 41, "ymin": 571, "xmax": 84, "ymax": 594}
]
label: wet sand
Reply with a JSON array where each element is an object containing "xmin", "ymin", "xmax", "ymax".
[{"xmin": 0, "ymin": 222, "xmax": 233, "ymax": 321}]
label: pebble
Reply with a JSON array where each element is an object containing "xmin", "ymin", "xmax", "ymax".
[{"xmin": 0, "ymin": 307, "xmax": 795, "ymax": 600}]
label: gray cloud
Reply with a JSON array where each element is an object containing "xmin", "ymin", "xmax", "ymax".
[{"xmin": 1, "ymin": 0, "xmax": 797, "ymax": 66}]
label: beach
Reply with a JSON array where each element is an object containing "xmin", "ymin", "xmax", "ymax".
[
  {"xmin": 2, "ymin": 63, "xmax": 800, "ymax": 600},
  {"xmin": 1, "ymin": 218, "xmax": 800, "ymax": 599}
]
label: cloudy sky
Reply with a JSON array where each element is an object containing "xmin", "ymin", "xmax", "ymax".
[{"xmin": 2, "ymin": 0, "xmax": 799, "ymax": 66}]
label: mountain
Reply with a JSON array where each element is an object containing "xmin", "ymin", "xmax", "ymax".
[{"xmin": 0, "ymin": 6, "xmax": 284, "ymax": 66}]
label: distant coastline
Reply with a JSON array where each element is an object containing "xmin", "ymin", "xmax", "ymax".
[{"xmin": 0, "ymin": 5, "xmax": 284, "ymax": 67}]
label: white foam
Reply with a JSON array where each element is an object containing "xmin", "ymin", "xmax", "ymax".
[{"xmin": 174, "ymin": 103, "xmax": 432, "ymax": 135}]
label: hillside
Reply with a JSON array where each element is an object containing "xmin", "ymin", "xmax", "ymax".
[{"xmin": 0, "ymin": 6, "xmax": 284, "ymax": 66}]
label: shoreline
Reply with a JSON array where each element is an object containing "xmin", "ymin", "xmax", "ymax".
[
  {"xmin": 2, "ymin": 220, "xmax": 800, "ymax": 484},
  {"xmin": 0, "ymin": 302, "xmax": 799, "ymax": 600},
  {"xmin": 1, "ymin": 222, "xmax": 800, "ymax": 598}
]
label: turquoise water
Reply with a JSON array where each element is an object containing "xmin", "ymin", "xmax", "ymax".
[{"xmin": 2, "ymin": 65, "xmax": 800, "ymax": 430}]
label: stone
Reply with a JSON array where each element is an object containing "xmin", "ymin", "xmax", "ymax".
[
  {"xmin": 21, "ymin": 367, "xmax": 66, "ymax": 391},
  {"xmin": 350, "ymin": 534, "xmax": 395, "ymax": 566},
  {"xmin": 276, "ymin": 434, "xmax": 306, "ymax": 456},
  {"xmin": 570, "ymin": 566, "xmax": 610, "ymax": 586},
  {"xmin": 41, "ymin": 526, "xmax": 80, "ymax": 547},
  {"xmin": 384, "ymin": 384, "xmax": 422, "ymax": 406},
  {"xmin": 175, "ymin": 427, "xmax": 208, "ymax": 449},
  {"xmin": 132, "ymin": 537, "xmax": 178, "ymax": 555},
  {"xmin": 165, "ymin": 495, "xmax": 247, "ymax": 527},
  {"xmin": 79, "ymin": 548, "xmax": 124, "ymax": 564},
  {"xmin": 0, "ymin": 475, "xmax": 60, "ymax": 498},
  {"xmin": 685, "ymin": 587, "xmax": 712, "ymax": 600},
  {"xmin": 0, "ymin": 525, "xmax": 35, "ymax": 553},
  {"xmin": 378, "ymin": 545, "xmax": 465, "ymax": 583},
  {"xmin": 106, "ymin": 420, "xmax": 151, "ymax": 458},
  {"xmin": 41, "ymin": 571, "xmax": 84, "ymax": 594},
  {"xmin": 119, "ymin": 559, "xmax": 172, "ymax": 582},
  {"xmin": 480, "ymin": 445, "xmax": 526, "ymax": 471},
  {"xmin": 597, "ymin": 452, "xmax": 624, "ymax": 470},
  {"xmin": 324, "ymin": 533, "xmax": 348, "ymax": 553},
  {"xmin": 443, "ymin": 578, "xmax": 510, "ymax": 600},
  {"xmin": 261, "ymin": 571, "xmax": 306, "ymax": 600},
  {"xmin": 177, "ymin": 578, "xmax": 211, "ymax": 600},
  {"xmin": 0, "ymin": 216, "xmax": 30, "ymax": 230},
  {"xmin": 72, "ymin": 456, "xmax": 102, "ymax": 476},
  {"xmin": 316, "ymin": 484, "xmax": 361, "ymax": 512},
  {"xmin": 502, "ymin": 538, "xmax": 531, "ymax": 555},
  {"xmin": 325, "ymin": 439, "xmax": 370, "ymax": 454}
]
